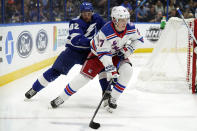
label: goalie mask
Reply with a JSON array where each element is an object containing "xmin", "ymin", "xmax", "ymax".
[{"xmin": 111, "ymin": 6, "xmax": 130, "ymax": 31}]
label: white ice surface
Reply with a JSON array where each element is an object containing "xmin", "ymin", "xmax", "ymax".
[{"xmin": 1, "ymin": 53, "xmax": 197, "ymax": 131}]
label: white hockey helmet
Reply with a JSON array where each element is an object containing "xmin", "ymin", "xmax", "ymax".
[{"xmin": 111, "ymin": 6, "xmax": 130, "ymax": 20}]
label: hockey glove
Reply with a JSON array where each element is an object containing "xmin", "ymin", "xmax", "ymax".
[
  {"xmin": 120, "ymin": 40, "xmax": 135, "ymax": 59},
  {"xmin": 117, "ymin": 51, "xmax": 125, "ymax": 61},
  {"xmin": 105, "ymin": 65, "xmax": 119, "ymax": 83}
]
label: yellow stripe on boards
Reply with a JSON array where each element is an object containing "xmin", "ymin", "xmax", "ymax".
[
  {"xmin": 0, "ymin": 48, "xmax": 154, "ymax": 87},
  {"xmin": 0, "ymin": 56, "xmax": 57, "ymax": 87},
  {"xmin": 134, "ymin": 48, "xmax": 153, "ymax": 53}
]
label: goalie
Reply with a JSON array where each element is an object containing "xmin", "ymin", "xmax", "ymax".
[{"xmin": 50, "ymin": 6, "xmax": 144, "ymax": 113}]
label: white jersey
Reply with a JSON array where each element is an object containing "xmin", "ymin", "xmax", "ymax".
[{"xmin": 90, "ymin": 21, "xmax": 144, "ymax": 67}]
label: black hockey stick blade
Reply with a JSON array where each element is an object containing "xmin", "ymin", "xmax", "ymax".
[
  {"xmin": 88, "ymin": 80, "xmax": 113, "ymax": 129},
  {"xmin": 89, "ymin": 120, "xmax": 100, "ymax": 129}
]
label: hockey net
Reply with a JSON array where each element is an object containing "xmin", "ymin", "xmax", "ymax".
[{"xmin": 136, "ymin": 17, "xmax": 197, "ymax": 93}]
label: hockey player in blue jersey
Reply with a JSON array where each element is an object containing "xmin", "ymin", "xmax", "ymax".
[
  {"xmin": 25, "ymin": 2, "xmax": 107, "ymax": 99},
  {"xmin": 50, "ymin": 6, "xmax": 144, "ymax": 113}
]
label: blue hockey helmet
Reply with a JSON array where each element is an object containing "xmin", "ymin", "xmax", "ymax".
[{"xmin": 80, "ymin": 2, "xmax": 93, "ymax": 12}]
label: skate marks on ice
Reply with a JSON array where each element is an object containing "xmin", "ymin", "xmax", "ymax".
[{"xmin": 50, "ymin": 121, "xmax": 122, "ymax": 128}]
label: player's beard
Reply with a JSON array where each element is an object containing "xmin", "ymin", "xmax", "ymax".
[
  {"xmin": 83, "ymin": 16, "xmax": 91, "ymax": 23},
  {"xmin": 81, "ymin": 12, "xmax": 93, "ymax": 23}
]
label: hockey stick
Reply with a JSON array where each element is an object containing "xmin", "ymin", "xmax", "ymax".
[
  {"xmin": 89, "ymin": 80, "xmax": 113, "ymax": 129},
  {"xmin": 89, "ymin": 1, "xmax": 148, "ymax": 129},
  {"xmin": 177, "ymin": 8, "xmax": 197, "ymax": 44}
]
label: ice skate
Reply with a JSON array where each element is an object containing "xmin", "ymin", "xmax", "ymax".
[
  {"xmin": 25, "ymin": 88, "xmax": 37, "ymax": 99},
  {"xmin": 50, "ymin": 96, "xmax": 64, "ymax": 108},
  {"xmin": 105, "ymin": 96, "xmax": 117, "ymax": 113},
  {"xmin": 103, "ymin": 90, "xmax": 111, "ymax": 107}
]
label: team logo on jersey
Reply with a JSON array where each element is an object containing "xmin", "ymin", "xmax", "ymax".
[
  {"xmin": 5, "ymin": 31, "xmax": 14, "ymax": 64},
  {"xmin": 145, "ymin": 26, "xmax": 161, "ymax": 41},
  {"xmin": 84, "ymin": 23, "xmax": 96, "ymax": 38},
  {"xmin": 17, "ymin": 31, "xmax": 33, "ymax": 58},
  {"xmin": 36, "ymin": 29, "xmax": 48, "ymax": 53},
  {"xmin": 112, "ymin": 41, "xmax": 119, "ymax": 51}
]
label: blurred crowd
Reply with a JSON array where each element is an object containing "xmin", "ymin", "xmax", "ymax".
[{"xmin": 0, "ymin": 0, "xmax": 197, "ymax": 24}]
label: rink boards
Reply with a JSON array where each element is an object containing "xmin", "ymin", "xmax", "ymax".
[{"xmin": 0, "ymin": 22, "xmax": 160, "ymax": 86}]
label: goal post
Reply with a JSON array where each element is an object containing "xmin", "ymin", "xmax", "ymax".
[
  {"xmin": 137, "ymin": 17, "xmax": 197, "ymax": 93},
  {"xmin": 192, "ymin": 19, "xmax": 197, "ymax": 93}
]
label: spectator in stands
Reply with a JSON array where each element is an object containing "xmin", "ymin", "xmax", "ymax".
[
  {"xmin": 42, "ymin": 0, "xmax": 48, "ymax": 7},
  {"xmin": 52, "ymin": 6, "xmax": 62, "ymax": 21},
  {"xmin": 24, "ymin": 5, "xmax": 31, "ymax": 22},
  {"xmin": 155, "ymin": 0, "xmax": 164, "ymax": 14},
  {"xmin": 154, "ymin": 11, "xmax": 163, "ymax": 22},
  {"xmin": 164, "ymin": 1, "xmax": 175, "ymax": 14},
  {"xmin": 147, "ymin": 5, "xmax": 157, "ymax": 22},
  {"xmin": 121, "ymin": 0, "xmax": 132, "ymax": 14},
  {"xmin": 6, "ymin": 0, "xmax": 16, "ymax": 23},
  {"xmin": 8, "ymin": 1, "xmax": 21, "ymax": 23},
  {"xmin": 97, "ymin": 0, "xmax": 108, "ymax": 17},
  {"xmin": 190, "ymin": 0, "xmax": 197, "ymax": 15},
  {"xmin": 39, "ymin": 4, "xmax": 48, "ymax": 22},
  {"xmin": 1, "ymin": 0, "xmax": 195, "ymax": 23},
  {"xmin": 187, "ymin": 12, "xmax": 194, "ymax": 18},
  {"xmin": 66, "ymin": 0, "xmax": 75, "ymax": 20},
  {"xmin": 168, "ymin": 8, "xmax": 178, "ymax": 18},
  {"xmin": 120, "ymin": 0, "xmax": 134, "ymax": 22},
  {"xmin": 136, "ymin": 5, "xmax": 148, "ymax": 22},
  {"xmin": 29, "ymin": 2, "xmax": 48, "ymax": 22}
]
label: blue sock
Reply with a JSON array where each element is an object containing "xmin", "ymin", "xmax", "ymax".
[
  {"xmin": 32, "ymin": 80, "xmax": 44, "ymax": 92},
  {"xmin": 99, "ymin": 78, "xmax": 111, "ymax": 94},
  {"xmin": 32, "ymin": 68, "xmax": 61, "ymax": 92}
]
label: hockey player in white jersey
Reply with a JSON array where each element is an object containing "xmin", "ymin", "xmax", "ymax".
[{"xmin": 50, "ymin": 6, "xmax": 144, "ymax": 113}]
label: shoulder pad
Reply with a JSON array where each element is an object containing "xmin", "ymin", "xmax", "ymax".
[
  {"xmin": 101, "ymin": 22, "xmax": 114, "ymax": 36},
  {"xmin": 126, "ymin": 22, "xmax": 136, "ymax": 30}
]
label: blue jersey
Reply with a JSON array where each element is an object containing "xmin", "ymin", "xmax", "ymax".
[
  {"xmin": 51, "ymin": 13, "xmax": 105, "ymax": 75},
  {"xmin": 66, "ymin": 13, "xmax": 105, "ymax": 51}
]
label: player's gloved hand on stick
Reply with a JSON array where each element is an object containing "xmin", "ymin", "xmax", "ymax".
[
  {"xmin": 117, "ymin": 51, "xmax": 125, "ymax": 60},
  {"xmin": 120, "ymin": 40, "xmax": 135, "ymax": 59},
  {"xmin": 105, "ymin": 65, "xmax": 119, "ymax": 83}
]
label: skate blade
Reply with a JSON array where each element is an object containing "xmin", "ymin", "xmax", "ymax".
[
  {"xmin": 105, "ymin": 106, "xmax": 114, "ymax": 113},
  {"xmin": 103, "ymin": 100, "xmax": 108, "ymax": 107}
]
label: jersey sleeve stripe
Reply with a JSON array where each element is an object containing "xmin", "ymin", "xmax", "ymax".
[
  {"xmin": 126, "ymin": 29, "xmax": 136, "ymax": 33},
  {"xmin": 97, "ymin": 52, "xmax": 112, "ymax": 59},
  {"xmin": 70, "ymin": 33, "xmax": 81, "ymax": 39},
  {"xmin": 138, "ymin": 37, "xmax": 144, "ymax": 43},
  {"xmin": 106, "ymin": 33, "xmax": 116, "ymax": 39},
  {"xmin": 107, "ymin": 36, "xmax": 118, "ymax": 40}
]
